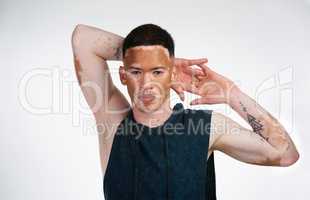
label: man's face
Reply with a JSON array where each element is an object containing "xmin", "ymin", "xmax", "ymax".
[{"xmin": 120, "ymin": 45, "xmax": 173, "ymax": 113}]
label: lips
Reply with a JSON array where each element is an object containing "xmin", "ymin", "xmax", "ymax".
[{"xmin": 138, "ymin": 93, "xmax": 156, "ymax": 103}]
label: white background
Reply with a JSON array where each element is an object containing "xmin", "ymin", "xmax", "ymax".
[{"xmin": 1, "ymin": 0, "xmax": 309, "ymax": 199}]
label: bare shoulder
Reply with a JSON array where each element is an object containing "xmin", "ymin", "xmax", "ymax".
[
  {"xmin": 207, "ymin": 111, "xmax": 222, "ymax": 159},
  {"xmin": 208, "ymin": 111, "xmax": 240, "ymax": 153}
]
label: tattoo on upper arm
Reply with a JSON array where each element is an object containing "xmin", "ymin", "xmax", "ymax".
[
  {"xmin": 114, "ymin": 45, "xmax": 122, "ymax": 60},
  {"xmin": 239, "ymin": 101, "xmax": 269, "ymax": 141},
  {"xmin": 92, "ymin": 33, "xmax": 123, "ymax": 60}
]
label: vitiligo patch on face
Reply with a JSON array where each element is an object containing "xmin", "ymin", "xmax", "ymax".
[
  {"xmin": 124, "ymin": 45, "xmax": 170, "ymax": 58},
  {"xmin": 129, "ymin": 63, "xmax": 142, "ymax": 68}
]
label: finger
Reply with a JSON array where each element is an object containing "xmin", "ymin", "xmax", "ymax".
[
  {"xmin": 196, "ymin": 75, "xmax": 206, "ymax": 81},
  {"xmin": 183, "ymin": 66, "xmax": 205, "ymax": 76},
  {"xmin": 197, "ymin": 64, "xmax": 216, "ymax": 78},
  {"xmin": 191, "ymin": 96, "xmax": 224, "ymax": 105},
  {"xmin": 182, "ymin": 83, "xmax": 200, "ymax": 94},
  {"xmin": 171, "ymin": 84, "xmax": 185, "ymax": 101},
  {"xmin": 187, "ymin": 58, "xmax": 208, "ymax": 66},
  {"xmin": 190, "ymin": 97, "xmax": 210, "ymax": 105}
]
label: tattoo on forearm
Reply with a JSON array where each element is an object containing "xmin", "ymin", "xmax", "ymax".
[{"xmin": 239, "ymin": 101, "xmax": 269, "ymax": 141}]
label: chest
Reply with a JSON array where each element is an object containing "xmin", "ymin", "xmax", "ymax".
[{"xmin": 104, "ymin": 129, "xmax": 210, "ymax": 200}]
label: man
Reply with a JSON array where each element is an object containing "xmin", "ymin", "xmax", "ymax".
[{"xmin": 71, "ymin": 23, "xmax": 299, "ymax": 200}]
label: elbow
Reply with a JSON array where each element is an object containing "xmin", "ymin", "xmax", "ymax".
[
  {"xmin": 71, "ymin": 24, "xmax": 87, "ymax": 50},
  {"xmin": 267, "ymin": 150, "xmax": 300, "ymax": 167},
  {"xmin": 279, "ymin": 151, "xmax": 300, "ymax": 167}
]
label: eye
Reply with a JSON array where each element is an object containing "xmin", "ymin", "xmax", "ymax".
[
  {"xmin": 130, "ymin": 70, "xmax": 141, "ymax": 75},
  {"xmin": 153, "ymin": 70, "xmax": 164, "ymax": 76}
]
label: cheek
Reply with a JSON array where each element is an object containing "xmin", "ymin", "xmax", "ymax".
[
  {"xmin": 155, "ymin": 74, "xmax": 172, "ymax": 94},
  {"xmin": 161, "ymin": 72, "xmax": 172, "ymax": 87},
  {"xmin": 126, "ymin": 78, "xmax": 142, "ymax": 99}
]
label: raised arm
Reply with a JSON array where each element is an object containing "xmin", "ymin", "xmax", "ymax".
[
  {"xmin": 70, "ymin": 25, "xmax": 208, "ymax": 115},
  {"xmin": 190, "ymin": 64, "xmax": 299, "ymax": 166},
  {"xmin": 71, "ymin": 24, "xmax": 129, "ymax": 120},
  {"xmin": 71, "ymin": 24, "xmax": 130, "ymax": 173}
]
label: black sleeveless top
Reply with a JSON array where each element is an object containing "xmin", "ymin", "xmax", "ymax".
[{"xmin": 103, "ymin": 103, "xmax": 216, "ymax": 200}]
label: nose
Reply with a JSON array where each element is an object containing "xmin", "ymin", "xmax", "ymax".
[
  {"xmin": 142, "ymin": 72, "xmax": 153, "ymax": 83},
  {"xmin": 141, "ymin": 73, "xmax": 154, "ymax": 90}
]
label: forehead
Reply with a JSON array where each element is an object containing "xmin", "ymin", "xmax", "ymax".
[{"xmin": 123, "ymin": 45, "xmax": 172, "ymax": 68}]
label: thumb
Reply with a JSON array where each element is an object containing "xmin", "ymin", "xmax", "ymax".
[{"xmin": 171, "ymin": 84, "xmax": 185, "ymax": 101}]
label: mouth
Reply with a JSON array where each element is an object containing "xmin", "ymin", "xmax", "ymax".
[{"xmin": 138, "ymin": 93, "xmax": 156, "ymax": 104}]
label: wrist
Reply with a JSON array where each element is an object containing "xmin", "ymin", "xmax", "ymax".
[{"xmin": 226, "ymin": 83, "xmax": 242, "ymax": 106}]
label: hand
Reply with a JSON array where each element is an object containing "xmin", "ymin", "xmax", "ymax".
[
  {"xmin": 171, "ymin": 57, "xmax": 208, "ymax": 101},
  {"xmin": 189, "ymin": 64, "xmax": 238, "ymax": 105}
]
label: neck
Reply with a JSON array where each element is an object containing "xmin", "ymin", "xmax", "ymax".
[{"xmin": 132, "ymin": 98, "xmax": 172, "ymax": 128}]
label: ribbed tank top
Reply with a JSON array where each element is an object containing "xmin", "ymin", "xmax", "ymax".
[{"xmin": 103, "ymin": 103, "xmax": 216, "ymax": 200}]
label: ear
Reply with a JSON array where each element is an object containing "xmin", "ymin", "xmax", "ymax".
[
  {"xmin": 171, "ymin": 60, "xmax": 177, "ymax": 81},
  {"xmin": 119, "ymin": 66, "xmax": 127, "ymax": 85},
  {"xmin": 171, "ymin": 68, "xmax": 177, "ymax": 82}
]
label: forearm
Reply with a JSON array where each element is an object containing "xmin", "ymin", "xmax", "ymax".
[
  {"xmin": 72, "ymin": 24, "xmax": 123, "ymax": 61},
  {"xmin": 228, "ymin": 86, "xmax": 299, "ymax": 164}
]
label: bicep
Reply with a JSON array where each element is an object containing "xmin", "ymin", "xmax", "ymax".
[
  {"xmin": 73, "ymin": 51, "xmax": 116, "ymax": 114},
  {"xmin": 209, "ymin": 112, "xmax": 280, "ymax": 166}
]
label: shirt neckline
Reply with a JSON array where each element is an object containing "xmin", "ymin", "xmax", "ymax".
[{"xmin": 128, "ymin": 103, "xmax": 184, "ymax": 131}]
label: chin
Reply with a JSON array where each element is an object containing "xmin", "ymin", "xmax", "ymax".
[{"xmin": 134, "ymin": 99, "xmax": 162, "ymax": 113}]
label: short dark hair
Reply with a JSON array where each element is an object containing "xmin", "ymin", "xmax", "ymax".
[{"xmin": 122, "ymin": 24, "xmax": 175, "ymax": 58}]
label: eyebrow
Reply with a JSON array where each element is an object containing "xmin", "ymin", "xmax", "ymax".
[
  {"xmin": 128, "ymin": 63, "xmax": 142, "ymax": 68},
  {"xmin": 127, "ymin": 66, "xmax": 167, "ymax": 70},
  {"xmin": 152, "ymin": 66, "xmax": 166, "ymax": 70},
  {"xmin": 127, "ymin": 66, "xmax": 142, "ymax": 70}
]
